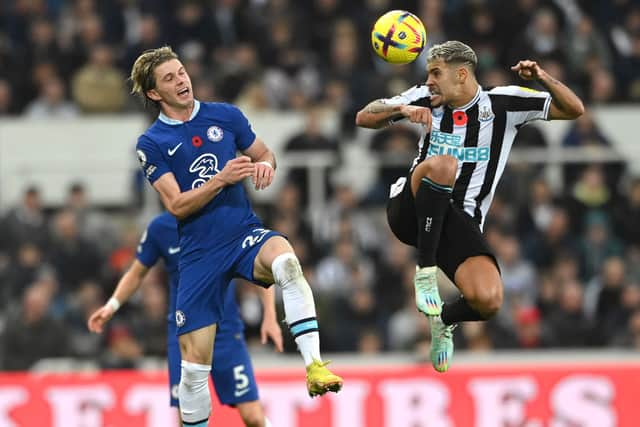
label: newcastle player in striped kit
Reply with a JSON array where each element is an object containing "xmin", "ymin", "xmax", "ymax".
[{"xmin": 356, "ymin": 41, "xmax": 584, "ymax": 372}]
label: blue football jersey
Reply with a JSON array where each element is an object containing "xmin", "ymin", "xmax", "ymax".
[
  {"xmin": 135, "ymin": 101, "xmax": 263, "ymax": 264},
  {"xmin": 136, "ymin": 212, "xmax": 243, "ymax": 332}
]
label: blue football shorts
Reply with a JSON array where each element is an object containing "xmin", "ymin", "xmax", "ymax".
[{"xmin": 175, "ymin": 227, "xmax": 281, "ymax": 335}]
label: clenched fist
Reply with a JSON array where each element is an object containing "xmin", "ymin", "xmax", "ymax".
[
  {"xmin": 399, "ymin": 105, "xmax": 432, "ymax": 130},
  {"xmin": 511, "ymin": 60, "xmax": 545, "ymax": 81}
]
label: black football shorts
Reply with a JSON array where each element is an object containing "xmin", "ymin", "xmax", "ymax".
[{"xmin": 386, "ymin": 174, "xmax": 499, "ymax": 282}]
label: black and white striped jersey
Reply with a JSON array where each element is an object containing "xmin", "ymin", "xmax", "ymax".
[{"xmin": 383, "ymin": 84, "xmax": 552, "ymax": 230}]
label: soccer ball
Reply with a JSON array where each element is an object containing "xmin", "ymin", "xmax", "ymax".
[{"xmin": 371, "ymin": 10, "xmax": 427, "ymax": 64}]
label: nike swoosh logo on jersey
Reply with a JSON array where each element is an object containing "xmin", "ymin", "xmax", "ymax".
[
  {"xmin": 168, "ymin": 246, "xmax": 180, "ymax": 254},
  {"xmin": 234, "ymin": 388, "xmax": 250, "ymax": 397},
  {"xmin": 168, "ymin": 142, "xmax": 183, "ymax": 156}
]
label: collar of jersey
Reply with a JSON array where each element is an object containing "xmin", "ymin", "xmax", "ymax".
[
  {"xmin": 447, "ymin": 86, "xmax": 481, "ymax": 111},
  {"xmin": 158, "ymin": 100, "xmax": 200, "ymax": 125}
]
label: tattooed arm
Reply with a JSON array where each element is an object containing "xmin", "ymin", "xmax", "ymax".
[{"xmin": 355, "ymin": 99, "xmax": 432, "ymax": 129}]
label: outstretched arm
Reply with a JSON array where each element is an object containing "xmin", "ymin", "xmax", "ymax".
[
  {"xmin": 259, "ymin": 286, "xmax": 283, "ymax": 352},
  {"xmin": 87, "ymin": 260, "xmax": 149, "ymax": 333},
  {"xmin": 511, "ymin": 60, "xmax": 585, "ymax": 120},
  {"xmin": 355, "ymin": 99, "xmax": 404, "ymax": 129},
  {"xmin": 356, "ymin": 101, "xmax": 433, "ymax": 129}
]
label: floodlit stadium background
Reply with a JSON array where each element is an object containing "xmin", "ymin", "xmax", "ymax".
[{"xmin": 1, "ymin": 1, "xmax": 639, "ymax": 426}]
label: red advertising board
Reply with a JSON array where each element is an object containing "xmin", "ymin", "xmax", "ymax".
[{"xmin": 0, "ymin": 361, "xmax": 638, "ymax": 426}]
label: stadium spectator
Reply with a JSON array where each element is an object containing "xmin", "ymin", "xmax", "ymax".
[
  {"xmin": 588, "ymin": 66, "xmax": 617, "ymax": 103},
  {"xmin": 506, "ymin": 8, "xmax": 566, "ymax": 67},
  {"xmin": 615, "ymin": 308, "xmax": 640, "ymax": 349},
  {"xmin": 524, "ymin": 206, "xmax": 578, "ymax": 269},
  {"xmin": 545, "ymin": 279, "xmax": 591, "ymax": 347},
  {"xmin": 1, "ymin": 281, "xmax": 69, "ymax": 370},
  {"xmin": 517, "ymin": 178, "xmax": 557, "ymax": 238},
  {"xmin": 567, "ymin": 165, "xmax": 614, "ymax": 229},
  {"xmin": 0, "ymin": 186, "xmax": 49, "ymax": 254},
  {"xmin": 374, "ymin": 236, "xmax": 415, "ymax": 317},
  {"xmin": 25, "ymin": 18, "xmax": 63, "ymax": 72},
  {"xmin": 614, "ymin": 29, "xmax": 640, "ymax": 101},
  {"xmin": 123, "ymin": 14, "xmax": 164, "ymax": 71},
  {"xmin": 64, "ymin": 280, "xmax": 105, "ymax": 358},
  {"xmin": 368, "ymin": 125, "xmax": 421, "ymax": 203},
  {"xmin": 49, "ymin": 209, "xmax": 102, "ymax": 295},
  {"xmin": 567, "ymin": 15, "xmax": 612, "ymax": 73},
  {"xmin": 64, "ymin": 182, "xmax": 118, "ymax": 252},
  {"xmin": 24, "ymin": 76, "xmax": 79, "ymax": 118},
  {"xmin": 614, "ymin": 177, "xmax": 640, "ymax": 246},
  {"xmin": 129, "ymin": 281, "xmax": 168, "ymax": 357},
  {"xmin": 71, "ymin": 44, "xmax": 127, "ymax": 113},
  {"xmin": 315, "ymin": 236, "xmax": 375, "ymax": 298},
  {"xmin": 511, "ymin": 306, "xmax": 551, "ymax": 349},
  {"xmin": 562, "ymin": 110, "xmax": 611, "ymax": 148},
  {"xmin": 387, "ymin": 263, "xmax": 431, "ymax": 351},
  {"xmin": 2, "ymin": 243, "xmax": 51, "ymax": 305},
  {"xmin": 63, "ymin": 12, "xmax": 106, "ymax": 76},
  {"xmin": 608, "ymin": 284, "xmax": 640, "ymax": 346},
  {"xmin": 494, "ymin": 231, "xmax": 537, "ymax": 326}
]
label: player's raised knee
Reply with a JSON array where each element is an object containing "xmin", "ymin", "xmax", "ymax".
[
  {"xmin": 464, "ymin": 281, "xmax": 503, "ymax": 319},
  {"xmin": 477, "ymin": 283, "xmax": 503, "ymax": 318},
  {"xmin": 418, "ymin": 155, "xmax": 458, "ymax": 183},
  {"xmin": 482, "ymin": 288, "xmax": 503, "ymax": 318},
  {"xmin": 272, "ymin": 252, "xmax": 304, "ymax": 283}
]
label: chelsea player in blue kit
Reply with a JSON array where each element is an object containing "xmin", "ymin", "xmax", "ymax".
[
  {"xmin": 88, "ymin": 212, "xmax": 281, "ymax": 426},
  {"xmin": 129, "ymin": 46, "xmax": 342, "ymax": 426}
]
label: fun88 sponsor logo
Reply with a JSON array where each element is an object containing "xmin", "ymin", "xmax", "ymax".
[{"xmin": 428, "ymin": 130, "xmax": 490, "ymax": 162}]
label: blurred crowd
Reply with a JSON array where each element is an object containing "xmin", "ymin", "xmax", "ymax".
[
  {"xmin": 1, "ymin": 0, "xmax": 639, "ymax": 121},
  {"xmin": 1, "ymin": 0, "xmax": 640, "ymax": 370}
]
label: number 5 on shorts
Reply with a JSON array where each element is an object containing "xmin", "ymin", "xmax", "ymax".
[{"xmin": 233, "ymin": 365, "xmax": 250, "ymax": 397}]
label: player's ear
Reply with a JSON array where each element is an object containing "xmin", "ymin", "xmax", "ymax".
[
  {"xmin": 146, "ymin": 89, "xmax": 162, "ymax": 102},
  {"xmin": 456, "ymin": 66, "xmax": 468, "ymax": 83}
]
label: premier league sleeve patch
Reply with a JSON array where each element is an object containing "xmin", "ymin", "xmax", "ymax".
[
  {"xmin": 136, "ymin": 136, "xmax": 171, "ymax": 184},
  {"xmin": 207, "ymin": 126, "xmax": 224, "ymax": 142},
  {"xmin": 137, "ymin": 149, "xmax": 147, "ymax": 167},
  {"xmin": 175, "ymin": 310, "xmax": 186, "ymax": 327}
]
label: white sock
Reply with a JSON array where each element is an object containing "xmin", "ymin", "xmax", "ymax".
[
  {"xmin": 271, "ymin": 253, "xmax": 322, "ymax": 366},
  {"xmin": 179, "ymin": 360, "xmax": 211, "ymax": 424}
]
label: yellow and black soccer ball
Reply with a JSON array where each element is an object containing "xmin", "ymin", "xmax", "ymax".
[{"xmin": 371, "ymin": 10, "xmax": 427, "ymax": 64}]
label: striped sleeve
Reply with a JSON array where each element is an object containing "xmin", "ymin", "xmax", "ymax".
[
  {"xmin": 382, "ymin": 84, "xmax": 431, "ymax": 107},
  {"xmin": 489, "ymin": 85, "xmax": 552, "ymax": 124}
]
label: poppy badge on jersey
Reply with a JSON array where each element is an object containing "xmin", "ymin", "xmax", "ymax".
[{"xmin": 453, "ymin": 111, "xmax": 467, "ymax": 126}]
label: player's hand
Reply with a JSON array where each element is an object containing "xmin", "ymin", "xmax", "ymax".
[
  {"xmin": 511, "ymin": 60, "xmax": 544, "ymax": 81},
  {"xmin": 87, "ymin": 305, "xmax": 115, "ymax": 334},
  {"xmin": 217, "ymin": 156, "xmax": 255, "ymax": 185},
  {"xmin": 261, "ymin": 317, "xmax": 284, "ymax": 352},
  {"xmin": 399, "ymin": 105, "xmax": 432, "ymax": 129},
  {"xmin": 253, "ymin": 161, "xmax": 275, "ymax": 191}
]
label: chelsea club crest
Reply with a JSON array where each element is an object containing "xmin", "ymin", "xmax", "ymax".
[{"xmin": 207, "ymin": 126, "xmax": 224, "ymax": 142}]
